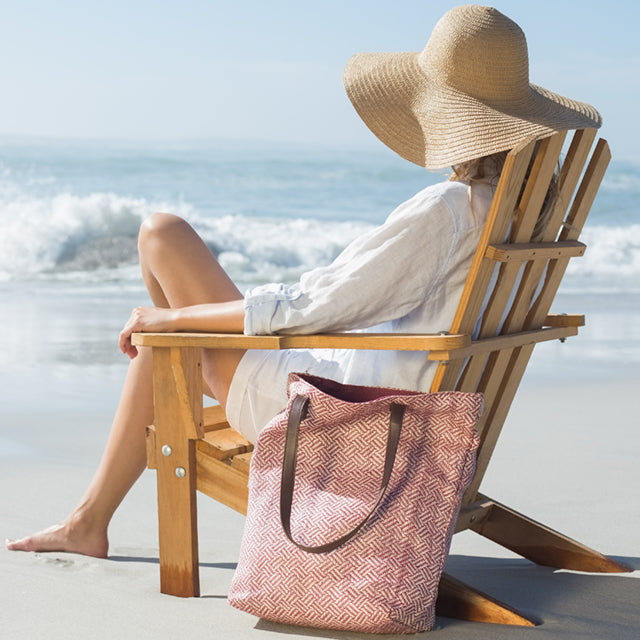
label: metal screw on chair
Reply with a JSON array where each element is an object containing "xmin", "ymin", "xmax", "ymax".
[
  {"xmin": 161, "ymin": 445, "xmax": 172, "ymax": 457},
  {"xmin": 175, "ymin": 467, "xmax": 186, "ymax": 478},
  {"xmin": 559, "ymin": 313, "xmax": 567, "ymax": 343}
]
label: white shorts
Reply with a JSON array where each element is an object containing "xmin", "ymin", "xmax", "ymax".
[{"xmin": 225, "ymin": 348, "xmax": 343, "ymax": 444}]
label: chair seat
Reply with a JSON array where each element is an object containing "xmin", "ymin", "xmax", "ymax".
[{"xmin": 198, "ymin": 428, "xmax": 253, "ymax": 461}]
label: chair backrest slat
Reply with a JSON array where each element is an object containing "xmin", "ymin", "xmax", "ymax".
[
  {"xmin": 430, "ymin": 137, "xmax": 537, "ymax": 392},
  {"xmin": 428, "ymin": 128, "xmax": 609, "ymax": 504},
  {"xmin": 526, "ymin": 137, "xmax": 610, "ymax": 328},
  {"xmin": 498, "ymin": 130, "xmax": 599, "ymax": 337},
  {"xmin": 463, "ymin": 134, "xmax": 569, "ymax": 414},
  {"xmin": 543, "ymin": 128, "xmax": 598, "ymax": 244},
  {"xmin": 484, "ymin": 133, "xmax": 566, "ymax": 337}
]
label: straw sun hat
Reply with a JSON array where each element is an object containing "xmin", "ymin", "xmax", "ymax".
[{"xmin": 343, "ymin": 4, "xmax": 602, "ymax": 170}]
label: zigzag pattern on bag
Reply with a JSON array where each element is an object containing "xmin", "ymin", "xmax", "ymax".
[{"xmin": 229, "ymin": 373, "xmax": 482, "ymax": 634}]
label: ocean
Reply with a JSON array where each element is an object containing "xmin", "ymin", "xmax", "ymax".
[
  {"xmin": 2, "ymin": 135, "xmax": 639, "ymax": 291},
  {"xmin": 0, "ymin": 135, "xmax": 638, "ymax": 418}
]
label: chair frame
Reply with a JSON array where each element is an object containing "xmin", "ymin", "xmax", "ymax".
[{"xmin": 133, "ymin": 129, "xmax": 631, "ymax": 626}]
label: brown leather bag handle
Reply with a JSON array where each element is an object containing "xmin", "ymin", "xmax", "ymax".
[{"xmin": 280, "ymin": 394, "xmax": 406, "ymax": 554}]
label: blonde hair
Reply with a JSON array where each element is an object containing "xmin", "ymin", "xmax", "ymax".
[
  {"xmin": 450, "ymin": 152, "xmax": 508, "ymax": 185},
  {"xmin": 449, "ymin": 148, "xmax": 559, "ymax": 241}
]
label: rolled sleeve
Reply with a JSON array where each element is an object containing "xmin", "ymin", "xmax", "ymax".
[{"xmin": 244, "ymin": 283, "xmax": 303, "ymax": 335}]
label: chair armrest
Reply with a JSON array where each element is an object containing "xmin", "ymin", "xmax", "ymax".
[
  {"xmin": 131, "ymin": 315, "xmax": 582, "ymax": 357},
  {"xmin": 427, "ymin": 325, "xmax": 580, "ymax": 361},
  {"xmin": 543, "ymin": 314, "xmax": 585, "ymax": 327},
  {"xmin": 131, "ymin": 331, "xmax": 471, "ymax": 351}
]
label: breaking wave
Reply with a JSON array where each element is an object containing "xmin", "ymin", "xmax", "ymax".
[
  {"xmin": 0, "ymin": 140, "xmax": 638, "ymax": 292},
  {"xmin": 0, "ymin": 190, "xmax": 372, "ymax": 287}
]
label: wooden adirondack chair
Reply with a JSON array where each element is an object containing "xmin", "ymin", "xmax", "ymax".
[{"xmin": 133, "ymin": 128, "xmax": 631, "ymax": 626}]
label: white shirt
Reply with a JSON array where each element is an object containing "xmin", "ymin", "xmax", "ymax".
[{"xmin": 241, "ymin": 179, "xmax": 493, "ymax": 393}]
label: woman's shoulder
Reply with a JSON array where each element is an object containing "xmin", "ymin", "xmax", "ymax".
[
  {"xmin": 389, "ymin": 178, "xmax": 470, "ymax": 222},
  {"xmin": 418, "ymin": 178, "xmax": 495, "ymax": 226},
  {"xmin": 419, "ymin": 177, "xmax": 470, "ymax": 202}
]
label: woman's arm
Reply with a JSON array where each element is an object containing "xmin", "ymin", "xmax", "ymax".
[
  {"xmin": 119, "ymin": 299, "xmax": 245, "ymax": 359},
  {"xmin": 245, "ymin": 187, "xmax": 459, "ymax": 336}
]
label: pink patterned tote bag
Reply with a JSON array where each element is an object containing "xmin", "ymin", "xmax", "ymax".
[{"xmin": 229, "ymin": 373, "xmax": 482, "ymax": 634}]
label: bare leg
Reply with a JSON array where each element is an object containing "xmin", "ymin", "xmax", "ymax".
[
  {"xmin": 6, "ymin": 352, "xmax": 152, "ymax": 557},
  {"xmin": 136, "ymin": 213, "xmax": 246, "ymax": 406},
  {"xmin": 7, "ymin": 213, "xmax": 244, "ymax": 556}
]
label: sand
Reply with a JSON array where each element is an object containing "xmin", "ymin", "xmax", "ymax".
[{"xmin": 2, "ymin": 373, "xmax": 639, "ymax": 639}]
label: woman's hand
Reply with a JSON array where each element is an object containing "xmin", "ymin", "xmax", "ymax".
[
  {"xmin": 119, "ymin": 300, "xmax": 245, "ymax": 359},
  {"xmin": 119, "ymin": 306, "xmax": 177, "ymax": 359}
]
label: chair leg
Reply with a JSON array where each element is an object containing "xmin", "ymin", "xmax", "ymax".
[
  {"xmin": 152, "ymin": 346, "xmax": 204, "ymax": 597},
  {"xmin": 472, "ymin": 494, "xmax": 631, "ymax": 573},
  {"xmin": 437, "ymin": 572, "xmax": 538, "ymax": 626},
  {"xmin": 155, "ymin": 439, "xmax": 200, "ymax": 597}
]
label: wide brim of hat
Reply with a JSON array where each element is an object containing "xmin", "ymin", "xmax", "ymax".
[{"xmin": 343, "ymin": 52, "xmax": 602, "ymax": 170}]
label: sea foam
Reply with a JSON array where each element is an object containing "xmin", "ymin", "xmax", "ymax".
[
  {"xmin": 565, "ymin": 224, "xmax": 640, "ymax": 292},
  {"xmin": 0, "ymin": 191, "xmax": 154, "ymax": 278},
  {"xmin": 1, "ymin": 188, "xmax": 638, "ymax": 292},
  {"xmin": 0, "ymin": 189, "xmax": 372, "ymax": 286}
]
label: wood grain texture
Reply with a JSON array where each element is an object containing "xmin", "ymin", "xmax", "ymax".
[
  {"xmin": 152, "ymin": 347, "xmax": 202, "ymax": 597},
  {"xmin": 472, "ymin": 494, "xmax": 631, "ymax": 573},
  {"xmin": 133, "ymin": 331, "xmax": 470, "ymax": 351},
  {"xmin": 437, "ymin": 573, "xmax": 538, "ymax": 626}
]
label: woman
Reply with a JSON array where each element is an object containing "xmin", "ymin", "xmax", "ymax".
[{"xmin": 7, "ymin": 5, "xmax": 600, "ymax": 557}]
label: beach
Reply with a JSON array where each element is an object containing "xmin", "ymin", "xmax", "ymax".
[
  {"xmin": 1, "ymin": 281, "xmax": 639, "ymax": 639},
  {"xmin": 2, "ymin": 380, "xmax": 639, "ymax": 639},
  {"xmin": 1, "ymin": 139, "xmax": 639, "ymax": 638}
]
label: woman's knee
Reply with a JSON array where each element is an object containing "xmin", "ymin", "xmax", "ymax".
[{"xmin": 138, "ymin": 212, "xmax": 191, "ymax": 256}]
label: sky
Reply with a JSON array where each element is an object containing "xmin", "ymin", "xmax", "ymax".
[{"xmin": 1, "ymin": 0, "xmax": 638, "ymax": 160}]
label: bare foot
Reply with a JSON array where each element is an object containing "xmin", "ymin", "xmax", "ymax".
[{"xmin": 6, "ymin": 514, "xmax": 109, "ymax": 558}]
